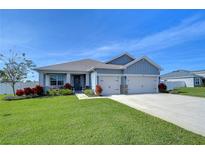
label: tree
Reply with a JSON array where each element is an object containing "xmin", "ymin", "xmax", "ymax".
[{"xmin": 0, "ymin": 51, "xmax": 35, "ymax": 95}]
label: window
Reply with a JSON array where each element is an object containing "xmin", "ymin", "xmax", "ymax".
[
  {"xmin": 50, "ymin": 74, "xmax": 65, "ymax": 86},
  {"xmin": 195, "ymin": 78, "xmax": 200, "ymax": 85}
]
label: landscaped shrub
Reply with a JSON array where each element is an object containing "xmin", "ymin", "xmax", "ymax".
[
  {"xmin": 95, "ymin": 85, "xmax": 103, "ymax": 96},
  {"xmin": 31, "ymin": 88, "xmax": 37, "ymax": 95},
  {"xmin": 24, "ymin": 87, "xmax": 32, "ymax": 96},
  {"xmin": 64, "ymin": 83, "xmax": 72, "ymax": 89},
  {"xmin": 158, "ymin": 83, "xmax": 167, "ymax": 93},
  {"xmin": 7, "ymin": 85, "xmax": 44, "ymax": 101},
  {"xmin": 59, "ymin": 89, "xmax": 73, "ymax": 95},
  {"xmin": 16, "ymin": 89, "xmax": 24, "ymax": 96},
  {"xmin": 83, "ymin": 88, "xmax": 94, "ymax": 96},
  {"xmin": 35, "ymin": 85, "xmax": 44, "ymax": 96},
  {"xmin": 47, "ymin": 89, "xmax": 59, "ymax": 96}
]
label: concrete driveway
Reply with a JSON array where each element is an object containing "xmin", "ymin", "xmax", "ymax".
[{"xmin": 110, "ymin": 94, "xmax": 205, "ymax": 137}]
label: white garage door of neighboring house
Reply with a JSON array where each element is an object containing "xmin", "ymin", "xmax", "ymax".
[
  {"xmin": 127, "ymin": 76, "xmax": 158, "ymax": 94},
  {"xmin": 99, "ymin": 76, "xmax": 121, "ymax": 95}
]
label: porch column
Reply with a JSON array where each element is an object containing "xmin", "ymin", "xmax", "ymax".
[
  {"xmin": 39, "ymin": 72, "xmax": 44, "ymax": 86},
  {"xmin": 45, "ymin": 74, "xmax": 50, "ymax": 86},
  {"xmin": 86, "ymin": 73, "xmax": 89, "ymax": 87},
  {"xmin": 71, "ymin": 75, "xmax": 74, "ymax": 86},
  {"xmin": 66, "ymin": 73, "xmax": 71, "ymax": 83}
]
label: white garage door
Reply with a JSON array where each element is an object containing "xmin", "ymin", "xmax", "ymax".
[
  {"xmin": 127, "ymin": 76, "xmax": 158, "ymax": 94},
  {"xmin": 99, "ymin": 76, "xmax": 121, "ymax": 95}
]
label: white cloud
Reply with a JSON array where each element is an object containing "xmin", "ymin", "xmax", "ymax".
[
  {"xmin": 86, "ymin": 14, "xmax": 205, "ymax": 57},
  {"xmin": 46, "ymin": 14, "xmax": 205, "ymax": 60}
]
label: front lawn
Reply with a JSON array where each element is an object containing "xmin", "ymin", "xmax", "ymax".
[
  {"xmin": 172, "ymin": 87, "xmax": 205, "ymax": 98},
  {"xmin": 0, "ymin": 95, "xmax": 205, "ymax": 144}
]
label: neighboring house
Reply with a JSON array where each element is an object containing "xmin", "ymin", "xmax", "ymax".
[
  {"xmin": 34, "ymin": 53, "xmax": 162, "ymax": 95},
  {"xmin": 161, "ymin": 70, "xmax": 205, "ymax": 88},
  {"xmin": 192, "ymin": 70, "xmax": 205, "ymax": 78}
]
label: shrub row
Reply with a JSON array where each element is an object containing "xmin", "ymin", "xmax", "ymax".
[
  {"xmin": 47, "ymin": 89, "xmax": 73, "ymax": 96},
  {"xmin": 16, "ymin": 85, "xmax": 44, "ymax": 96}
]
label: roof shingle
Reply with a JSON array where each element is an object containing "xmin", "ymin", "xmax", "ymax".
[
  {"xmin": 34, "ymin": 59, "xmax": 123, "ymax": 72},
  {"xmin": 161, "ymin": 70, "xmax": 202, "ymax": 79}
]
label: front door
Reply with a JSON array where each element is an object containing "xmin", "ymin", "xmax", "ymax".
[{"xmin": 74, "ymin": 75, "xmax": 81, "ymax": 90}]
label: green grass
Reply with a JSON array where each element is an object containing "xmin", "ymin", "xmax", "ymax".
[
  {"xmin": 173, "ymin": 87, "xmax": 205, "ymax": 98},
  {"xmin": 0, "ymin": 95, "xmax": 205, "ymax": 144}
]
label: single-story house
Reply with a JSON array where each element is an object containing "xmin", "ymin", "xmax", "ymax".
[
  {"xmin": 34, "ymin": 52, "xmax": 162, "ymax": 95},
  {"xmin": 161, "ymin": 70, "xmax": 205, "ymax": 87}
]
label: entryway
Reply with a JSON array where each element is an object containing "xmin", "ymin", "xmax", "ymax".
[{"xmin": 71, "ymin": 74, "xmax": 86, "ymax": 91}]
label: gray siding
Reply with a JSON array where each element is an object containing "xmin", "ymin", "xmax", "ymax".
[
  {"xmin": 107, "ymin": 54, "xmax": 134, "ymax": 65},
  {"xmin": 121, "ymin": 76, "xmax": 126, "ymax": 85},
  {"xmin": 95, "ymin": 69, "xmax": 122, "ymax": 74},
  {"xmin": 123, "ymin": 59, "xmax": 160, "ymax": 75}
]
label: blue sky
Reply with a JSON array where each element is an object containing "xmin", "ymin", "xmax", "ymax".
[{"xmin": 1, "ymin": 10, "xmax": 205, "ymax": 81}]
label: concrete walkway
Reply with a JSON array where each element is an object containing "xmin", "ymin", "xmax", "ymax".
[
  {"xmin": 110, "ymin": 94, "xmax": 205, "ymax": 137},
  {"xmin": 75, "ymin": 93, "xmax": 107, "ymax": 100}
]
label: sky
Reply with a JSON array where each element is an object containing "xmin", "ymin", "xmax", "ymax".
[{"xmin": 1, "ymin": 10, "xmax": 205, "ymax": 81}]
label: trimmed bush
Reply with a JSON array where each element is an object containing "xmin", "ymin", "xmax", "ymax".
[
  {"xmin": 24, "ymin": 87, "xmax": 32, "ymax": 96},
  {"xmin": 83, "ymin": 89, "xmax": 94, "ymax": 96},
  {"xmin": 31, "ymin": 88, "xmax": 37, "ymax": 95},
  {"xmin": 95, "ymin": 85, "xmax": 103, "ymax": 96},
  {"xmin": 16, "ymin": 89, "xmax": 24, "ymax": 96},
  {"xmin": 35, "ymin": 85, "xmax": 44, "ymax": 96},
  {"xmin": 158, "ymin": 83, "xmax": 167, "ymax": 93},
  {"xmin": 59, "ymin": 89, "xmax": 73, "ymax": 95},
  {"xmin": 47, "ymin": 89, "xmax": 59, "ymax": 96},
  {"xmin": 64, "ymin": 83, "xmax": 72, "ymax": 89},
  {"xmin": 48, "ymin": 89, "xmax": 73, "ymax": 96}
]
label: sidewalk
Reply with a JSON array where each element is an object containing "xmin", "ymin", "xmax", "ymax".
[{"xmin": 75, "ymin": 93, "xmax": 107, "ymax": 100}]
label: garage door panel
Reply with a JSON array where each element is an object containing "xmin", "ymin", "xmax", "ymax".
[
  {"xmin": 99, "ymin": 76, "xmax": 121, "ymax": 95},
  {"xmin": 127, "ymin": 76, "xmax": 158, "ymax": 94}
]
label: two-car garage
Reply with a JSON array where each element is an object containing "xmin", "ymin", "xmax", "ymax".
[
  {"xmin": 96, "ymin": 56, "xmax": 161, "ymax": 95},
  {"xmin": 98, "ymin": 75, "xmax": 159, "ymax": 95}
]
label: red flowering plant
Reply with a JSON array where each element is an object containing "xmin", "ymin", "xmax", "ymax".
[
  {"xmin": 95, "ymin": 85, "xmax": 103, "ymax": 96},
  {"xmin": 31, "ymin": 88, "xmax": 37, "ymax": 95},
  {"xmin": 35, "ymin": 85, "xmax": 44, "ymax": 96},
  {"xmin": 24, "ymin": 87, "xmax": 32, "ymax": 96},
  {"xmin": 158, "ymin": 83, "xmax": 167, "ymax": 93},
  {"xmin": 16, "ymin": 89, "xmax": 24, "ymax": 96},
  {"xmin": 64, "ymin": 83, "xmax": 72, "ymax": 89}
]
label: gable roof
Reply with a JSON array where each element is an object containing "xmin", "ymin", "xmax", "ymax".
[
  {"xmin": 105, "ymin": 52, "xmax": 135, "ymax": 64},
  {"xmin": 161, "ymin": 70, "xmax": 202, "ymax": 79},
  {"xmin": 123, "ymin": 56, "xmax": 163, "ymax": 70},
  {"xmin": 34, "ymin": 59, "xmax": 123, "ymax": 72},
  {"xmin": 34, "ymin": 53, "xmax": 162, "ymax": 73}
]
